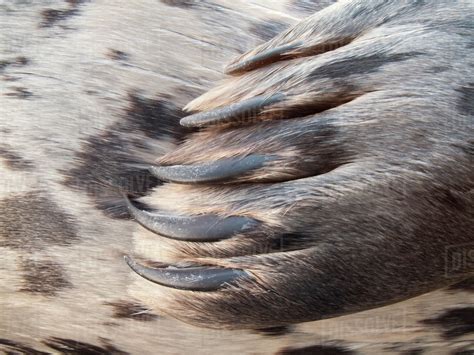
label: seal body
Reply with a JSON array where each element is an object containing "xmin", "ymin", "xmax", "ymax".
[{"xmin": 0, "ymin": 0, "xmax": 472, "ymax": 353}]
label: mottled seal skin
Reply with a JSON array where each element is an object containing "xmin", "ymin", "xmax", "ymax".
[
  {"xmin": 1, "ymin": 0, "xmax": 473, "ymax": 353},
  {"xmin": 128, "ymin": 0, "xmax": 474, "ymax": 330}
]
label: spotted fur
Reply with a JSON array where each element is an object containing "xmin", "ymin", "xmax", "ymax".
[{"xmin": 0, "ymin": 0, "xmax": 472, "ymax": 354}]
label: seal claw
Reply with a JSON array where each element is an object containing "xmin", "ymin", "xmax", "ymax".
[
  {"xmin": 149, "ymin": 155, "xmax": 273, "ymax": 184},
  {"xmin": 125, "ymin": 195, "xmax": 259, "ymax": 242},
  {"xmin": 124, "ymin": 256, "xmax": 248, "ymax": 291},
  {"xmin": 180, "ymin": 93, "xmax": 285, "ymax": 127},
  {"xmin": 225, "ymin": 42, "xmax": 303, "ymax": 75}
]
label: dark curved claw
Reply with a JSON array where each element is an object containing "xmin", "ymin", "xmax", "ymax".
[
  {"xmin": 225, "ymin": 42, "xmax": 303, "ymax": 75},
  {"xmin": 125, "ymin": 196, "xmax": 259, "ymax": 242},
  {"xmin": 124, "ymin": 256, "xmax": 249, "ymax": 291},
  {"xmin": 180, "ymin": 93, "xmax": 285, "ymax": 128},
  {"xmin": 149, "ymin": 154, "xmax": 273, "ymax": 184}
]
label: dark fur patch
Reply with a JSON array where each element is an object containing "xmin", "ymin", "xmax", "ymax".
[
  {"xmin": 40, "ymin": 8, "xmax": 79, "ymax": 27},
  {"xmin": 311, "ymin": 52, "xmax": 423, "ymax": 80},
  {"xmin": 250, "ymin": 20, "xmax": 288, "ymax": 41},
  {"xmin": 105, "ymin": 300, "xmax": 159, "ymax": 322},
  {"xmin": 160, "ymin": 0, "xmax": 196, "ymax": 8},
  {"xmin": 0, "ymin": 339, "xmax": 49, "ymax": 355},
  {"xmin": 4, "ymin": 86, "xmax": 33, "ymax": 99},
  {"xmin": 400, "ymin": 349, "xmax": 425, "ymax": 355},
  {"xmin": 20, "ymin": 258, "xmax": 72, "ymax": 296},
  {"xmin": 253, "ymin": 326, "xmax": 293, "ymax": 337},
  {"xmin": 65, "ymin": 0, "xmax": 89, "ymax": 5},
  {"xmin": 107, "ymin": 49, "xmax": 129, "ymax": 61},
  {"xmin": 40, "ymin": 1, "xmax": 89, "ymax": 28},
  {"xmin": 125, "ymin": 94, "xmax": 190, "ymax": 140},
  {"xmin": 451, "ymin": 347, "xmax": 474, "ymax": 355},
  {"xmin": 0, "ymin": 192, "xmax": 79, "ymax": 250},
  {"xmin": 384, "ymin": 342, "xmax": 425, "ymax": 354},
  {"xmin": 270, "ymin": 233, "xmax": 316, "ymax": 253},
  {"xmin": 426, "ymin": 66, "xmax": 449, "ymax": 74},
  {"xmin": 13, "ymin": 56, "xmax": 29, "ymax": 66},
  {"xmin": 0, "ymin": 56, "xmax": 29, "ymax": 72},
  {"xmin": 452, "ymin": 349, "xmax": 474, "ymax": 355},
  {"xmin": 456, "ymin": 83, "xmax": 473, "ymax": 116},
  {"xmin": 276, "ymin": 344, "xmax": 355, "ymax": 355},
  {"xmin": 421, "ymin": 307, "xmax": 474, "ymax": 339},
  {"xmin": 43, "ymin": 337, "xmax": 129, "ymax": 355},
  {"xmin": 62, "ymin": 93, "xmax": 188, "ymax": 219},
  {"xmin": 0, "ymin": 146, "xmax": 34, "ymax": 170},
  {"xmin": 449, "ymin": 277, "xmax": 474, "ymax": 292},
  {"xmin": 0, "ymin": 60, "xmax": 10, "ymax": 71}
]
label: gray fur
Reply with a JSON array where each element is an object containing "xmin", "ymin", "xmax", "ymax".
[
  {"xmin": 0, "ymin": 0, "xmax": 473, "ymax": 353},
  {"xmin": 133, "ymin": 0, "xmax": 474, "ymax": 331}
]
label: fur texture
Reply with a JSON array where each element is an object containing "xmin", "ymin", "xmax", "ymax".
[
  {"xmin": 131, "ymin": 0, "xmax": 474, "ymax": 330},
  {"xmin": 0, "ymin": 0, "xmax": 472, "ymax": 353}
]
